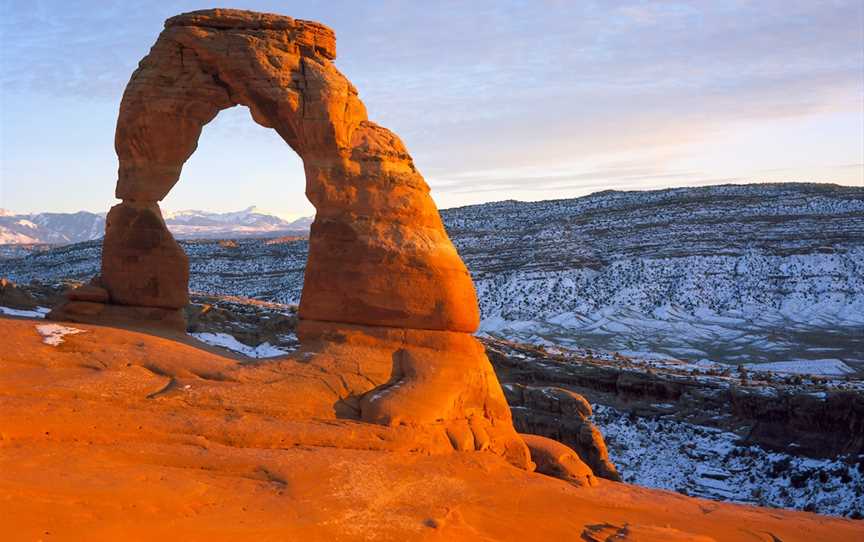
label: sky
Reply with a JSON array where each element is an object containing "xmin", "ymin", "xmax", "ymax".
[{"xmin": 1, "ymin": 1, "xmax": 862, "ymax": 220}]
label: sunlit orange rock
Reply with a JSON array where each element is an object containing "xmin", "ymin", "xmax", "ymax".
[
  {"xmin": 298, "ymin": 320, "xmax": 531, "ymax": 467},
  {"xmin": 521, "ymin": 433, "xmax": 598, "ymax": 488},
  {"xmin": 1, "ymin": 318, "xmax": 859, "ymax": 541},
  {"xmin": 47, "ymin": 7, "xmax": 523, "ymax": 465},
  {"xmin": 32, "ymin": 15, "xmax": 864, "ymax": 540},
  {"xmin": 100, "ymin": 7, "xmax": 479, "ymax": 332},
  {"xmin": 44, "ymin": 9, "xmax": 533, "ymax": 468}
]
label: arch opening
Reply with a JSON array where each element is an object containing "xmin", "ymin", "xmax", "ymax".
[{"xmin": 162, "ymin": 104, "xmax": 312, "ymax": 224}]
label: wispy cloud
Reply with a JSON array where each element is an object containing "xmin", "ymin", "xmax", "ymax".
[{"xmin": 1, "ymin": 0, "xmax": 861, "ymax": 213}]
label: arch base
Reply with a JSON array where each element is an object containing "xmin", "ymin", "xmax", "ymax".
[{"xmin": 48, "ymin": 298, "xmax": 187, "ymax": 333}]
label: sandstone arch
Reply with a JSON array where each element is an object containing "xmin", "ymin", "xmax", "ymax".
[
  {"xmin": 49, "ymin": 9, "xmax": 533, "ymax": 469},
  {"xmin": 98, "ymin": 9, "xmax": 479, "ymax": 332}
]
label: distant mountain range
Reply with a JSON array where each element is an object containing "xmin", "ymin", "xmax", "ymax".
[
  {"xmin": 4, "ymin": 182, "xmax": 862, "ymax": 370},
  {"xmin": 0, "ymin": 210, "xmax": 106, "ymax": 244},
  {"xmin": 0, "ymin": 206, "xmax": 312, "ymax": 244}
]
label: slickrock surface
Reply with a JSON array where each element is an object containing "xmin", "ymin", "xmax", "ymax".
[{"xmin": 2, "ymin": 317, "xmax": 861, "ymax": 541}]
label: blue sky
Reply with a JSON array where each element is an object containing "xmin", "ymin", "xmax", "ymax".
[{"xmin": 1, "ymin": 0, "xmax": 862, "ymax": 219}]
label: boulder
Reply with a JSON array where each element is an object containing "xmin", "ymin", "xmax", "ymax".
[
  {"xmin": 503, "ymin": 383, "xmax": 621, "ymax": 481},
  {"xmin": 521, "ymin": 433, "xmax": 598, "ymax": 487},
  {"xmin": 0, "ymin": 278, "xmax": 38, "ymax": 310}
]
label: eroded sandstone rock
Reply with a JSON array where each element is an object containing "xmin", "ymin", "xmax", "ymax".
[
  {"xmin": 47, "ymin": 8, "xmax": 524, "ymax": 467},
  {"xmin": 297, "ymin": 320, "xmax": 532, "ymax": 468},
  {"xmin": 0, "ymin": 278, "xmax": 38, "ymax": 310},
  {"xmin": 521, "ymin": 433, "xmax": 598, "ymax": 488},
  {"xmin": 4, "ymin": 319, "xmax": 856, "ymax": 542},
  {"xmin": 100, "ymin": 202, "xmax": 189, "ymax": 309},
  {"xmin": 503, "ymin": 383, "xmax": 621, "ymax": 480},
  {"xmin": 99, "ymin": 7, "xmax": 478, "ymax": 332}
]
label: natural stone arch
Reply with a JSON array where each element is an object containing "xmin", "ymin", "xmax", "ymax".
[
  {"xmin": 100, "ymin": 8, "xmax": 478, "ymax": 332},
  {"xmin": 49, "ymin": 9, "xmax": 534, "ymax": 469}
]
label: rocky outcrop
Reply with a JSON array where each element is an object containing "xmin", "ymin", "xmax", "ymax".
[
  {"xmin": 521, "ymin": 433, "xmax": 598, "ymax": 487},
  {"xmin": 99, "ymin": 202, "xmax": 189, "ymax": 310},
  {"xmin": 54, "ymin": 8, "xmax": 477, "ymax": 332},
  {"xmin": 504, "ymin": 383, "xmax": 620, "ymax": 480},
  {"xmin": 729, "ymin": 387, "xmax": 864, "ymax": 458},
  {"xmin": 47, "ymin": 9, "xmax": 528, "ymax": 469},
  {"xmin": 0, "ymin": 278, "xmax": 39, "ymax": 310},
  {"xmin": 298, "ymin": 321, "xmax": 530, "ymax": 467},
  {"xmin": 105, "ymin": 7, "xmax": 476, "ymax": 332}
]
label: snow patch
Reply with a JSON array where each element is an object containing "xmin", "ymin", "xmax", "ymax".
[
  {"xmin": 36, "ymin": 324, "xmax": 86, "ymax": 345},
  {"xmin": 744, "ymin": 359, "xmax": 856, "ymax": 376},
  {"xmin": 190, "ymin": 332, "xmax": 288, "ymax": 359},
  {"xmin": 0, "ymin": 306, "xmax": 49, "ymax": 319}
]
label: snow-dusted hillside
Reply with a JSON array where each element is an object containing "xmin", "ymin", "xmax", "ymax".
[
  {"xmin": 594, "ymin": 404, "xmax": 864, "ymax": 516},
  {"xmin": 2, "ymin": 183, "xmax": 862, "ymax": 370},
  {"xmin": 444, "ymin": 183, "xmax": 864, "ymax": 370}
]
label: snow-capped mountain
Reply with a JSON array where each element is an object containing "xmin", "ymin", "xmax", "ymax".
[
  {"xmin": 162, "ymin": 206, "xmax": 311, "ymax": 238},
  {"xmin": 3, "ymin": 183, "xmax": 862, "ymax": 370},
  {"xmin": 0, "ymin": 207, "xmax": 312, "ymax": 244},
  {"xmin": 0, "ymin": 210, "xmax": 106, "ymax": 244}
]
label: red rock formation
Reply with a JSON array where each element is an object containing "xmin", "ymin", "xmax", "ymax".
[
  {"xmin": 0, "ymin": 278, "xmax": 39, "ymax": 309},
  {"xmin": 96, "ymin": 8, "xmax": 477, "ymax": 332},
  {"xmin": 297, "ymin": 321, "xmax": 530, "ymax": 467},
  {"xmin": 521, "ymin": 433, "xmax": 598, "ymax": 488},
  {"xmin": 100, "ymin": 202, "xmax": 189, "ymax": 309},
  {"xmin": 503, "ymin": 382, "xmax": 620, "ymax": 480},
  {"xmin": 48, "ymin": 8, "xmax": 525, "ymax": 468}
]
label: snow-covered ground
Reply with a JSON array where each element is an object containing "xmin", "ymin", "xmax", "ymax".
[
  {"xmin": 594, "ymin": 404, "xmax": 864, "ymax": 517},
  {"xmin": 475, "ymin": 249, "xmax": 864, "ymax": 371},
  {"xmin": 743, "ymin": 359, "xmax": 857, "ymax": 376},
  {"xmin": 0, "ymin": 306, "xmax": 49, "ymax": 318},
  {"xmin": 189, "ymin": 332, "xmax": 291, "ymax": 358}
]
